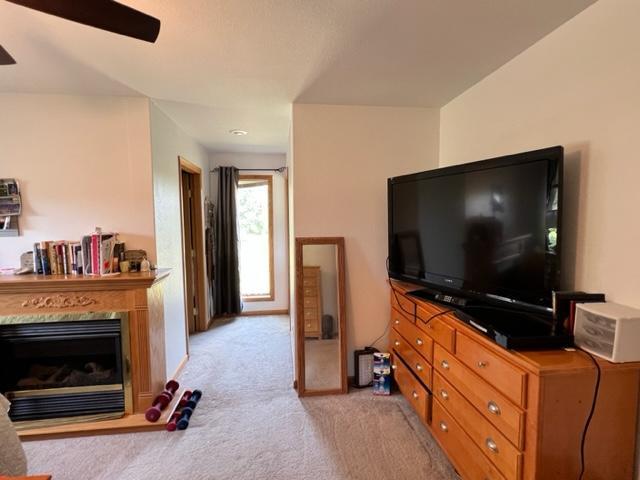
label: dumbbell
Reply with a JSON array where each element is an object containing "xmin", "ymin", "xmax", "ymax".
[
  {"xmin": 145, "ymin": 379, "xmax": 179, "ymax": 422},
  {"xmin": 176, "ymin": 389, "xmax": 203, "ymax": 430},
  {"xmin": 165, "ymin": 390, "xmax": 193, "ymax": 432},
  {"xmin": 166, "ymin": 411, "xmax": 181, "ymax": 432}
]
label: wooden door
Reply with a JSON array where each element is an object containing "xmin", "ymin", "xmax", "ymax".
[{"xmin": 180, "ymin": 170, "xmax": 197, "ymax": 333}]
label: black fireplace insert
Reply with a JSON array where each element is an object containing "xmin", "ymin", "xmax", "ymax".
[{"xmin": 0, "ymin": 317, "xmax": 127, "ymax": 422}]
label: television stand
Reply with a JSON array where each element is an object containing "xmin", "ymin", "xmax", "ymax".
[
  {"xmin": 388, "ymin": 279, "xmax": 640, "ymax": 479},
  {"xmin": 406, "ymin": 288, "xmax": 572, "ymax": 350}
]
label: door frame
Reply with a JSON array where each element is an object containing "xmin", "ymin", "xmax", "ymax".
[{"xmin": 178, "ymin": 156, "xmax": 208, "ymax": 337}]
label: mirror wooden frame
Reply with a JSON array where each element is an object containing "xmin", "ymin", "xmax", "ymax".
[{"xmin": 295, "ymin": 237, "xmax": 348, "ymax": 396}]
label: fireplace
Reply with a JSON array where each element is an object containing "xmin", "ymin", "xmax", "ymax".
[{"xmin": 0, "ymin": 312, "xmax": 132, "ymax": 427}]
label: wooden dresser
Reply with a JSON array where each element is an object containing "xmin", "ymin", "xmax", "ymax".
[
  {"xmin": 389, "ymin": 280, "xmax": 640, "ymax": 480},
  {"xmin": 302, "ymin": 266, "xmax": 322, "ymax": 338}
]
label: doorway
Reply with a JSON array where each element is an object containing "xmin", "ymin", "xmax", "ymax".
[{"xmin": 178, "ymin": 156, "xmax": 208, "ymax": 339}]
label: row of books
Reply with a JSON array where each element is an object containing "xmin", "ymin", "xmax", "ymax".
[{"xmin": 32, "ymin": 229, "xmax": 125, "ymax": 276}]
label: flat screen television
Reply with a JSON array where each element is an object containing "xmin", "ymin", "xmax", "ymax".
[{"xmin": 388, "ymin": 146, "xmax": 563, "ymax": 316}]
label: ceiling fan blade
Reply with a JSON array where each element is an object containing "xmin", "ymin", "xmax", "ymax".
[
  {"xmin": 0, "ymin": 45, "xmax": 17, "ymax": 65},
  {"xmin": 6, "ymin": 0, "xmax": 161, "ymax": 43}
]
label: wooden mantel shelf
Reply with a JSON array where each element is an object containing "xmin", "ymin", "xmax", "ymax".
[{"xmin": 0, "ymin": 269, "xmax": 170, "ymax": 294}]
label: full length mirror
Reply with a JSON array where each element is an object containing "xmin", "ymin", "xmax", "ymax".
[{"xmin": 295, "ymin": 237, "xmax": 347, "ymax": 395}]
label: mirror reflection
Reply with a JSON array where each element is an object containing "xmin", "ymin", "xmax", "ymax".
[{"xmin": 302, "ymin": 244, "xmax": 341, "ymax": 391}]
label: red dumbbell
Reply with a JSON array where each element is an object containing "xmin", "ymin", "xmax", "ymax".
[
  {"xmin": 166, "ymin": 411, "xmax": 181, "ymax": 431},
  {"xmin": 145, "ymin": 380, "xmax": 179, "ymax": 422}
]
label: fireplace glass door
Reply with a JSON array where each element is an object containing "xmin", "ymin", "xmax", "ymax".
[{"xmin": 0, "ymin": 317, "xmax": 127, "ymax": 423}]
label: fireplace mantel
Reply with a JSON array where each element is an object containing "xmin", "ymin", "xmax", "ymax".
[
  {"xmin": 0, "ymin": 270, "xmax": 169, "ymax": 294},
  {"xmin": 0, "ymin": 270, "xmax": 172, "ymax": 439}
]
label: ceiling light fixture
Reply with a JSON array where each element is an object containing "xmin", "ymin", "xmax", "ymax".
[{"xmin": 229, "ymin": 129, "xmax": 248, "ymax": 136}]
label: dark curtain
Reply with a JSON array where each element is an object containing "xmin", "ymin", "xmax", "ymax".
[
  {"xmin": 214, "ymin": 167, "xmax": 242, "ymax": 316},
  {"xmin": 205, "ymin": 199, "xmax": 215, "ymax": 319}
]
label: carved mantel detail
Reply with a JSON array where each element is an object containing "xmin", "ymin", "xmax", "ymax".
[{"xmin": 21, "ymin": 294, "xmax": 97, "ymax": 309}]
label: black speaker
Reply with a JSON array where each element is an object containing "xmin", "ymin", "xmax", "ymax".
[{"xmin": 353, "ymin": 347, "xmax": 378, "ymax": 388}]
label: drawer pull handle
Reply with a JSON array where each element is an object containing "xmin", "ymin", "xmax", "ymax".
[
  {"xmin": 394, "ymin": 340, "xmax": 400, "ymax": 347},
  {"xmin": 439, "ymin": 421, "xmax": 448, "ymax": 432},
  {"xmin": 412, "ymin": 391, "xmax": 419, "ymax": 400},
  {"xmin": 306, "ymin": 323, "xmax": 311, "ymax": 328},
  {"xmin": 440, "ymin": 389, "xmax": 449, "ymax": 400},
  {"xmin": 477, "ymin": 360, "xmax": 488, "ymax": 368},
  {"xmin": 441, "ymin": 360, "xmax": 450, "ymax": 370},
  {"xmin": 485, "ymin": 438, "xmax": 499, "ymax": 453},
  {"xmin": 394, "ymin": 319, "xmax": 400, "ymax": 325},
  {"xmin": 415, "ymin": 363, "xmax": 423, "ymax": 372},
  {"xmin": 391, "ymin": 364, "xmax": 397, "ymax": 370},
  {"xmin": 416, "ymin": 338, "xmax": 424, "ymax": 346},
  {"xmin": 487, "ymin": 401, "xmax": 501, "ymax": 415}
]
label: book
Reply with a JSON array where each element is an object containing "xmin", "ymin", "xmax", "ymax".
[
  {"xmin": 81, "ymin": 235, "xmax": 92, "ymax": 275},
  {"xmin": 59, "ymin": 242, "xmax": 68, "ymax": 275},
  {"xmin": 32, "ymin": 243, "xmax": 43, "ymax": 274},
  {"xmin": 90, "ymin": 232, "xmax": 100, "ymax": 275},
  {"xmin": 71, "ymin": 243, "xmax": 81, "ymax": 274},
  {"xmin": 40, "ymin": 241, "xmax": 51, "ymax": 275},
  {"xmin": 48, "ymin": 242, "xmax": 58, "ymax": 275},
  {"xmin": 99, "ymin": 233, "xmax": 116, "ymax": 275}
]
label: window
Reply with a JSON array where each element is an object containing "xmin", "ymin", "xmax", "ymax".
[{"xmin": 237, "ymin": 175, "xmax": 274, "ymax": 301}]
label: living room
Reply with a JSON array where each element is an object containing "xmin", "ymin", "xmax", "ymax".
[{"xmin": 1, "ymin": 0, "xmax": 639, "ymax": 479}]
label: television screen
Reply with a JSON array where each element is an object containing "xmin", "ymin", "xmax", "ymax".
[{"xmin": 388, "ymin": 146, "xmax": 562, "ymax": 311}]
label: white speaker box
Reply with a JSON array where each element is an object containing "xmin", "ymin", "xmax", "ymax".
[{"xmin": 573, "ymin": 302, "xmax": 640, "ymax": 362}]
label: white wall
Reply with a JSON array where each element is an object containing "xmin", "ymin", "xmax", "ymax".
[
  {"xmin": 0, "ymin": 94, "xmax": 155, "ymax": 268},
  {"xmin": 149, "ymin": 101, "xmax": 210, "ymax": 376},
  {"xmin": 292, "ymin": 104, "xmax": 440, "ymax": 374},
  {"xmin": 209, "ymin": 152, "xmax": 289, "ymax": 313},
  {"xmin": 438, "ymin": 0, "xmax": 640, "ymax": 475}
]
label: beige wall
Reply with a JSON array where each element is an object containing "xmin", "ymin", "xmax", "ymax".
[
  {"xmin": 292, "ymin": 104, "xmax": 440, "ymax": 374},
  {"xmin": 209, "ymin": 152, "xmax": 289, "ymax": 313},
  {"xmin": 0, "ymin": 94, "xmax": 155, "ymax": 268},
  {"xmin": 439, "ymin": 0, "xmax": 640, "ymax": 474},
  {"xmin": 149, "ymin": 101, "xmax": 210, "ymax": 377}
]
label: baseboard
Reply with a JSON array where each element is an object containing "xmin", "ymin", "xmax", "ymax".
[
  {"xmin": 240, "ymin": 309, "xmax": 289, "ymax": 316},
  {"xmin": 170, "ymin": 354, "xmax": 189, "ymax": 381}
]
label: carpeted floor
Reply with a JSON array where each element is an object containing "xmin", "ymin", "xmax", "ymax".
[{"xmin": 24, "ymin": 315, "xmax": 457, "ymax": 480}]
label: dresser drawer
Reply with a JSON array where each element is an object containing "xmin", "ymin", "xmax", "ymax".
[
  {"xmin": 456, "ymin": 333, "xmax": 527, "ymax": 407},
  {"xmin": 390, "ymin": 329, "xmax": 432, "ymax": 389},
  {"xmin": 303, "ymin": 307, "xmax": 318, "ymax": 320},
  {"xmin": 303, "ymin": 286, "xmax": 317, "ymax": 297},
  {"xmin": 390, "ymin": 289, "xmax": 416, "ymax": 318},
  {"xmin": 392, "ymin": 307, "xmax": 433, "ymax": 363},
  {"xmin": 303, "ymin": 296, "xmax": 316, "ymax": 308},
  {"xmin": 302, "ymin": 276, "xmax": 318, "ymax": 287},
  {"xmin": 432, "ymin": 401, "xmax": 507, "ymax": 480},
  {"xmin": 433, "ymin": 372, "xmax": 522, "ymax": 479},
  {"xmin": 391, "ymin": 354, "xmax": 431, "ymax": 425},
  {"xmin": 433, "ymin": 344, "xmax": 524, "ymax": 449},
  {"xmin": 416, "ymin": 305, "xmax": 456, "ymax": 353},
  {"xmin": 304, "ymin": 319, "xmax": 318, "ymax": 333}
]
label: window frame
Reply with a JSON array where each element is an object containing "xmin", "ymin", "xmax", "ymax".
[{"xmin": 237, "ymin": 174, "xmax": 275, "ymax": 302}]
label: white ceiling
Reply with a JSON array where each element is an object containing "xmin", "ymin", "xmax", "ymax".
[{"xmin": 0, "ymin": 0, "xmax": 596, "ymax": 153}]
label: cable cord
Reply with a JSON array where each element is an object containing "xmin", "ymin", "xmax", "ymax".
[
  {"xmin": 577, "ymin": 348, "xmax": 601, "ymax": 480},
  {"xmin": 367, "ymin": 257, "xmax": 455, "ymax": 349}
]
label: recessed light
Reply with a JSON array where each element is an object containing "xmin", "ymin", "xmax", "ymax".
[{"xmin": 229, "ymin": 129, "xmax": 248, "ymax": 136}]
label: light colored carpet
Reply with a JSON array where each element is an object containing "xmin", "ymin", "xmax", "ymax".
[
  {"xmin": 305, "ymin": 338, "xmax": 340, "ymax": 390},
  {"xmin": 24, "ymin": 315, "xmax": 457, "ymax": 480}
]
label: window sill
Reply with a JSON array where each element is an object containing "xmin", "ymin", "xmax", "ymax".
[{"xmin": 242, "ymin": 295, "xmax": 275, "ymax": 303}]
